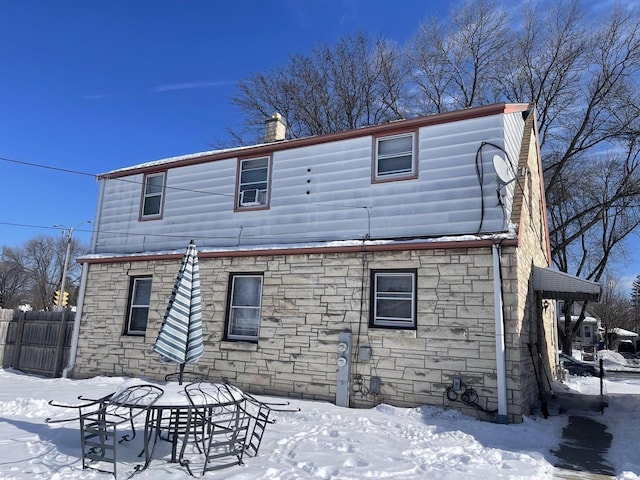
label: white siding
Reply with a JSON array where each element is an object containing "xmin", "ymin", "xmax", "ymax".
[{"xmin": 93, "ymin": 112, "xmax": 526, "ymax": 254}]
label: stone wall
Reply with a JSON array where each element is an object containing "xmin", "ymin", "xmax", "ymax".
[
  {"xmin": 509, "ymin": 110, "xmax": 557, "ymax": 415},
  {"xmin": 74, "ymin": 243, "xmax": 534, "ymax": 421}
]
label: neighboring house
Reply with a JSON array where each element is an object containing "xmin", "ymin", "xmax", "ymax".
[
  {"xmin": 69, "ymin": 103, "xmax": 601, "ymax": 423},
  {"xmin": 557, "ymin": 301, "xmax": 603, "ymax": 360},
  {"xmin": 607, "ymin": 327, "xmax": 638, "ymax": 352}
]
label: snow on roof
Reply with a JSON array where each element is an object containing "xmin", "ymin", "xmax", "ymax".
[
  {"xmin": 102, "ymin": 143, "xmax": 262, "ymax": 176},
  {"xmin": 611, "ymin": 327, "xmax": 638, "ymax": 337},
  {"xmin": 101, "ymin": 103, "xmax": 530, "ymax": 178},
  {"xmin": 562, "ymin": 316, "xmax": 599, "ymax": 324},
  {"xmin": 79, "ymin": 231, "xmax": 518, "ymax": 262}
]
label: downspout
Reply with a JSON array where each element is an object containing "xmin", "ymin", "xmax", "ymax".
[
  {"xmin": 63, "ymin": 179, "xmax": 104, "ymax": 378},
  {"xmin": 62, "ymin": 262, "xmax": 88, "ymax": 378},
  {"xmin": 492, "ymin": 243, "xmax": 508, "ymax": 424}
]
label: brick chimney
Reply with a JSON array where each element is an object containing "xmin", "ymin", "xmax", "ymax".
[{"xmin": 264, "ymin": 112, "xmax": 287, "ymax": 143}]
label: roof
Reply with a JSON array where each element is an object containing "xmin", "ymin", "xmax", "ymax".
[
  {"xmin": 98, "ymin": 102, "xmax": 531, "ymax": 179},
  {"xmin": 610, "ymin": 328, "xmax": 638, "ymax": 338},
  {"xmin": 532, "ymin": 266, "xmax": 601, "ymax": 302}
]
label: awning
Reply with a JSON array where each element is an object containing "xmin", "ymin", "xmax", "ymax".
[{"xmin": 532, "ymin": 266, "xmax": 601, "ymax": 302}]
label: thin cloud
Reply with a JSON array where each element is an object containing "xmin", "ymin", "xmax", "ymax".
[
  {"xmin": 152, "ymin": 81, "xmax": 233, "ymax": 93},
  {"xmin": 83, "ymin": 94, "xmax": 108, "ymax": 100}
]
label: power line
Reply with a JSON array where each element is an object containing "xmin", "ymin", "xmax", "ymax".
[
  {"xmin": 0, "ymin": 155, "xmax": 97, "ymax": 178},
  {"xmin": 0, "ymin": 219, "xmax": 373, "ymax": 244},
  {"xmin": 0, "ymin": 221, "xmax": 78, "ymax": 233},
  {"xmin": 108, "ymin": 176, "xmax": 235, "ymax": 198},
  {"xmin": 0, "ymin": 153, "xmax": 235, "ymax": 198}
]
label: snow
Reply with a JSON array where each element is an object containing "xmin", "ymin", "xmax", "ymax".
[
  {"xmin": 79, "ymin": 232, "xmax": 518, "ymax": 262},
  {"xmin": 1, "ymin": 358, "xmax": 639, "ymax": 479}
]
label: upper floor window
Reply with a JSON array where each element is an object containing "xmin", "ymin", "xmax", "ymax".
[
  {"xmin": 374, "ymin": 132, "xmax": 417, "ymax": 181},
  {"xmin": 225, "ymin": 273, "xmax": 263, "ymax": 342},
  {"xmin": 370, "ymin": 269, "xmax": 417, "ymax": 329},
  {"xmin": 126, "ymin": 276, "xmax": 152, "ymax": 335},
  {"xmin": 237, "ymin": 156, "xmax": 270, "ymax": 209},
  {"xmin": 141, "ymin": 172, "xmax": 165, "ymax": 219}
]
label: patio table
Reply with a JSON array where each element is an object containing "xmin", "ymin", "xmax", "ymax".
[
  {"xmin": 47, "ymin": 379, "xmax": 290, "ymax": 478},
  {"xmin": 114, "ymin": 379, "xmax": 244, "ymax": 475}
]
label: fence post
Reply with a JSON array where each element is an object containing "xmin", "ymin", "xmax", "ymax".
[
  {"xmin": 599, "ymin": 358, "xmax": 605, "ymax": 413},
  {"xmin": 52, "ymin": 309, "xmax": 69, "ymax": 378},
  {"xmin": 11, "ymin": 310, "xmax": 26, "ymax": 369},
  {"xmin": 0, "ymin": 309, "xmax": 13, "ymax": 367}
]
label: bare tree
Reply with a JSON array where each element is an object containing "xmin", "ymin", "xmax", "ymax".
[
  {"xmin": 406, "ymin": 0, "xmax": 512, "ymax": 114},
  {"xmin": 229, "ymin": 32, "xmax": 406, "ymax": 143},
  {"xmin": 3, "ymin": 235, "xmax": 87, "ymax": 310},
  {"xmin": 407, "ymin": 0, "xmax": 640, "ymax": 353},
  {"xmin": 228, "ymin": 1, "xmax": 640, "ymax": 352},
  {"xmin": 0, "ymin": 249, "xmax": 29, "ymax": 308},
  {"xmin": 589, "ymin": 276, "xmax": 635, "ymax": 347},
  {"xmin": 504, "ymin": 3, "xmax": 640, "ymax": 268}
]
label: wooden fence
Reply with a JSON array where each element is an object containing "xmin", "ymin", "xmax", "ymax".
[{"xmin": 2, "ymin": 309, "xmax": 74, "ymax": 377}]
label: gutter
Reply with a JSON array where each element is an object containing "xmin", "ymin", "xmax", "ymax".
[{"xmin": 492, "ymin": 243, "xmax": 508, "ymax": 423}]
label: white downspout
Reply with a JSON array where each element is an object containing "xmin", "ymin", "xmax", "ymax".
[
  {"xmin": 62, "ymin": 262, "xmax": 88, "ymax": 378},
  {"xmin": 492, "ymin": 244, "xmax": 508, "ymax": 424},
  {"xmin": 63, "ymin": 180, "xmax": 104, "ymax": 378}
]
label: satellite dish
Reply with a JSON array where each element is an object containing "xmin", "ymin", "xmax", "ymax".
[{"xmin": 493, "ymin": 154, "xmax": 515, "ymax": 184}]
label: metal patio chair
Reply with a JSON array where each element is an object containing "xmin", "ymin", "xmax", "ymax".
[
  {"xmin": 179, "ymin": 382, "xmax": 251, "ymax": 476},
  {"xmin": 221, "ymin": 382, "xmax": 300, "ymax": 457},
  {"xmin": 77, "ymin": 384, "xmax": 164, "ymax": 478}
]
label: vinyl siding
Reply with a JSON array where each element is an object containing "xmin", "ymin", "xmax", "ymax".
[{"xmin": 93, "ymin": 111, "xmax": 526, "ymax": 254}]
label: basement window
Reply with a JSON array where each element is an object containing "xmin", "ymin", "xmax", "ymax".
[{"xmin": 370, "ymin": 269, "xmax": 417, "ymax": 329}]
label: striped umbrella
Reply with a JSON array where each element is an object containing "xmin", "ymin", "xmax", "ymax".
[{"xmin": 153, "ymin": 240, "xmax": 203, "ymax": 384}]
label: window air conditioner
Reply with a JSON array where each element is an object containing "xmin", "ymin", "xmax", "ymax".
[{"xmin": 240, "ymin": 189, "xmax": 267, "ymax": 206}]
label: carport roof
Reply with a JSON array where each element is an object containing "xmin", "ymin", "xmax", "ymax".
[{"xmin": 532, "ymin": 266, "xmax": 601, "ymax": 302}]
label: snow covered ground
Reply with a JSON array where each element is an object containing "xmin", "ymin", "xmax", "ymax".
[{"xmin": 0, "ymin": 352, "xmax": 639, "ymax": 479}]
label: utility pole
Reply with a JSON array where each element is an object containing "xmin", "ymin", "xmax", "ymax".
[{"xmin": 53, "ymin": 221, "xmax": 92, "ymax": 310}]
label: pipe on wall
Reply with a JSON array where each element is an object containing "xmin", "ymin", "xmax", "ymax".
[
  {"xmin": 62, "ymin": 262, "xmax": 88, "ymax": 378},
  {"xmin": 63, "ymin": 179, "xmax": 104, "ymax": 377},
  {"xmin": 492, "ymin": 243, "xmax": 508, "ymax": 424}
]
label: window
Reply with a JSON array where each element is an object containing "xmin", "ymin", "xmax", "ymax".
[
  {"xmin": 374, "ymin": 133, "xmax": 416, "ymax": 181},
  {"xmin": 126, "ymin": 277, "xmax": 152, "ymax": 335},
  {"xmin": 584, "ymin": 325, "xmax": 592, "ymax": 338},
  {"xmin": 370, "ymin": 269, "xmax": 417, "ymax": 328},
  {"xmin": 237, "ymin": 156, "xmax": 270, "ymax": 209},
  {"xmin": 141, "ymin": 172, "xmax": 165, "ymax": 219},
  {"xmin": 226, "ymin": 274, "xmax": 263, "ymax": 341}
]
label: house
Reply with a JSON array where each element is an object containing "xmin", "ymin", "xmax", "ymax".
[
  {"xmin": 557, "ymin": 300, "xmax": 604, "ymax": 360},
  {"xmin": 607, "ymin": 327, "xmax": 638, "ymax": 353},
  {"xmin": 68, "ymin": 103, "xmax": 601, "ymax": 423}
]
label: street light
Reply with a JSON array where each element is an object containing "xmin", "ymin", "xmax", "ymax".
[{"xmin": 53, "ymin": 220, "xmax": 92, "ymax": 309}]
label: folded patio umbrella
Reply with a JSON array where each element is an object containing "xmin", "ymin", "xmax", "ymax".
[{"xmin": 153, "ymin": 240, "xmax": 204, "ymax": 384}]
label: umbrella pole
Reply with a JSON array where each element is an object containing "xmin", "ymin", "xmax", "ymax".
[{"xmin": 179, "ymin": 363, "xmax": 185, "ymax": 385}]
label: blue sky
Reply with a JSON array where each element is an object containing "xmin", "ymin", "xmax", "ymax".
[
  {"xmin": 1, "ymin": 0, "xmax": 452, "ymax": 248},
  {"xmin": 1, "ymin": 0, "xmax": 637, "ymax": 290}
]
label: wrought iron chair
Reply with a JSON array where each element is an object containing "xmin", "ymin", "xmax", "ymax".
[
  {"xmin": 179, "ymin": 382, "xmax": 251, "ymax": 476},
  {"xmin": 82, "ymin": 384, "xmax": 164, "ymax": 478},
  {"xmin": 47, "ymin": 384, "xmax": 164, "ymax": 479},
  {"xmin": 220, "ymin": 381, "xmax": 300, "ymax": 457}
]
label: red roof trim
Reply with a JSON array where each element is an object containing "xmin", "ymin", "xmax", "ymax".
[{"xmin": 79, "ymin": 238, "xmax": 518, "ymax": 265}]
